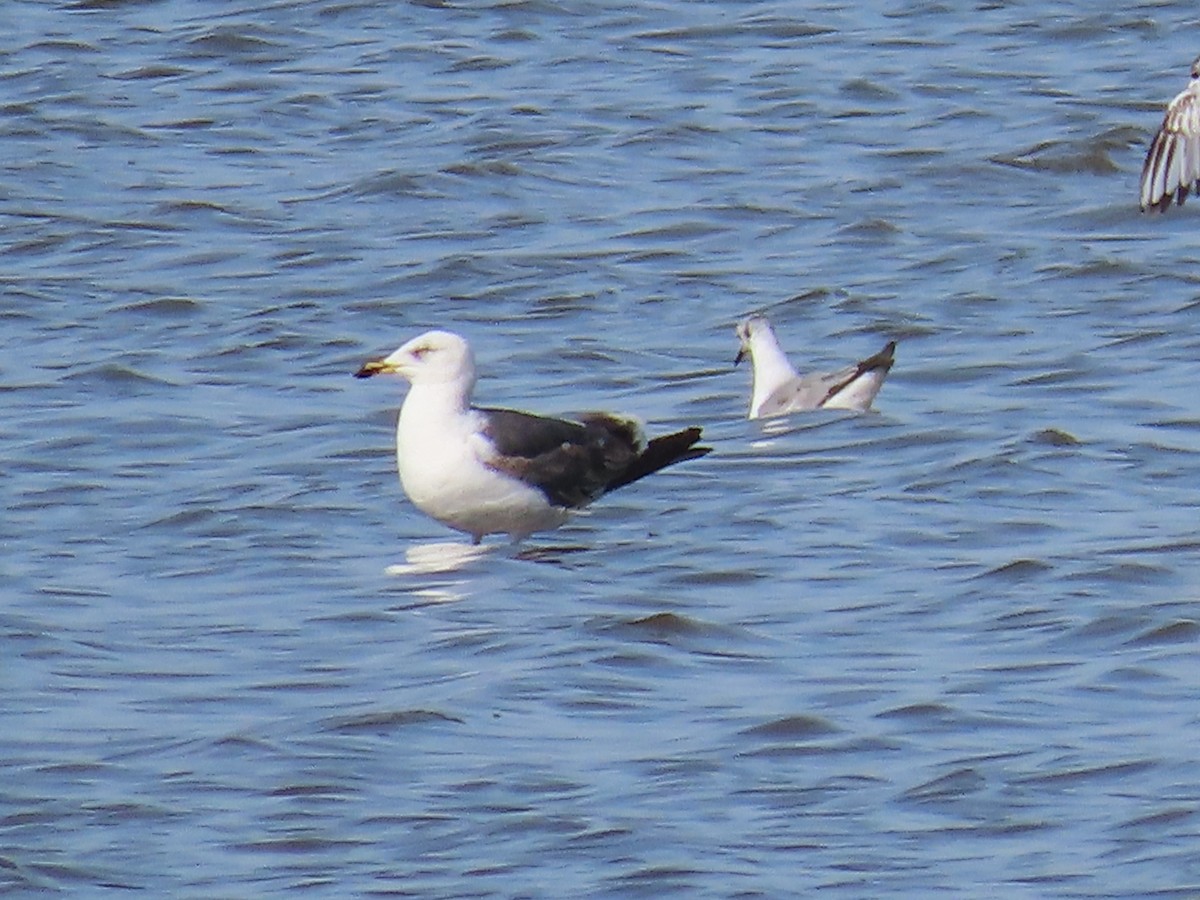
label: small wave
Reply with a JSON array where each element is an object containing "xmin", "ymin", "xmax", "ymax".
[{"xmin": 319, "ymin": 709, "xmax": 464, "ymax": 734}]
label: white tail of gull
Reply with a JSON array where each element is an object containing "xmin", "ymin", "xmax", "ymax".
[
  {"xmin": 734, "ymin": 315, "xmax": 895, "ymax": 419},
  {"xmin": 356, "ymin": 330, "xmax": 710, "ymax": 544},
  {"xmin": 1141, "ymin": 56, "xmax": 1200, "ymax": 213}
]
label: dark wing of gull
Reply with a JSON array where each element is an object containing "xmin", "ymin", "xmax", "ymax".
[
  {"xmin": 759, "ymin": 341, "xmax": 896, "ymax": 415},
  {"xmin": 479, "ymin": 408, "xmax": 707, "ymax": 509},
  {"xmin": 601, "ymin": 424, "xmax": 709, "ymax": 493},
  {"xmin": 1142, "ymin": 88, "xmax": 1200, "ymax": 212}
]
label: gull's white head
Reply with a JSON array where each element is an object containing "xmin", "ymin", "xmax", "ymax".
[
  {"xmin": 355, "ymin": 330, "xmax": 476, "ymax": 388},
  {"xmin": 1192, "ymin": 56, "xmax": 1200, "ymax": 80},
  {"xmin": 734, "ymin": 315, "xmax": 775, "ymax": 365}
]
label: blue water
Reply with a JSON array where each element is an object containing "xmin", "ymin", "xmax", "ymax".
[{"xmin": 3, "ymin": 1, "xmax": 1200, "ymax": 896}]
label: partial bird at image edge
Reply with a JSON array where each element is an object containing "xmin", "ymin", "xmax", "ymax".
[{"xmin": 1141, "ymin": 55, "xmax": 1200, "ymax": 213}]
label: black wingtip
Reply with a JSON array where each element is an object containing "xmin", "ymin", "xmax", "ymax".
[
  {"xmin": 860, "ymin": 340, "xmax": 897, "ymax": 374},
  {"xmin": 605, "ymin": 426, "xmax": 709, "ymax": 493}
]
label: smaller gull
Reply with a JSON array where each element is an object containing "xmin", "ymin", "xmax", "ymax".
[
  {"xmin": 356, "ymin": 330, "xmax": 710, "ymax": 544},
  {"xmin": 734, "ymin": 315, "xmax": 895, "ymax": 419},
  {"xmin": 1141, "ymin": 55, "xmax": 1200, "ymax": 213}
]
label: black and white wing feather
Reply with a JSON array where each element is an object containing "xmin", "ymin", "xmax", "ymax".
[
  {"xmin": 1142, "ymin": 59, "xmax": 1200, "ymax": 213},
  {"xmin": 758, "ymin": 340, "xmax": 896, "ymax": 416}
]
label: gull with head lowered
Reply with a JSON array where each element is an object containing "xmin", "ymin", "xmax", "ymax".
[
  {"xmin": 1141, "ymin": 56, "xmax": 1200, "ymax": 213},
  {"xmin": 356, "ymin": 330, "xmax": 710, "ymax": 544},
  {"xmin": 734, "ymin": 315, "xmax": 895, "ymax": 419}
]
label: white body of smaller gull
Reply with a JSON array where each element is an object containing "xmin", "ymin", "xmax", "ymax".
[
  {"xmin": 356, "ymin": 330, "xmax": 709, "ymax": 543},
  {"xmin": 734, "ymin": 315, "xmax": 895, "ymax": 419},
  {"xmin": 1141, "ymin": 56, "xmax": 1200, "ymax": 213}
]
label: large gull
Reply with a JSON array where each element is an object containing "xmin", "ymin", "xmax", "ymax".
[
  {"xmin": 356, "ymin": 330, "xmax": 710, "ymax": 544},
  {"xmin": 734, "ymin": 315, "xmax": 895, "ymax": 419},
  {"xmin": 1141, "ymin": 55, "xmax": 1200, "ymax": 213}
]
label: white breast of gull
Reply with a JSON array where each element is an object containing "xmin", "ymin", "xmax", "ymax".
[{"xmin": 356, "ymin": 330, "xmax": 710, "ymax": 544}]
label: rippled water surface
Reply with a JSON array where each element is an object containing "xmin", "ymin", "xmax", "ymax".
[{"xmin": 4, "ymin": 1, "xmax": 1200, "ymax": 896}]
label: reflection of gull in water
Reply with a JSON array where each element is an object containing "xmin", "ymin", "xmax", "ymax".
[
  {"xmin": 383, "ymin": 541, "xmax": 591, "ymax": 577},
  {"xmin": 1141, "ymin": 56, "xmax": 1200, "ymax": 213},
  {"xmin": 734, "ymin": 315, "xmax": 895, "ymax": 419},
  {"xmin": 385, "ymin": 541, "xmax": 491, "ymax": 577},
  {"xmin": 356, "ymin": 330, "xmax": 710, "ymax": 544}
]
